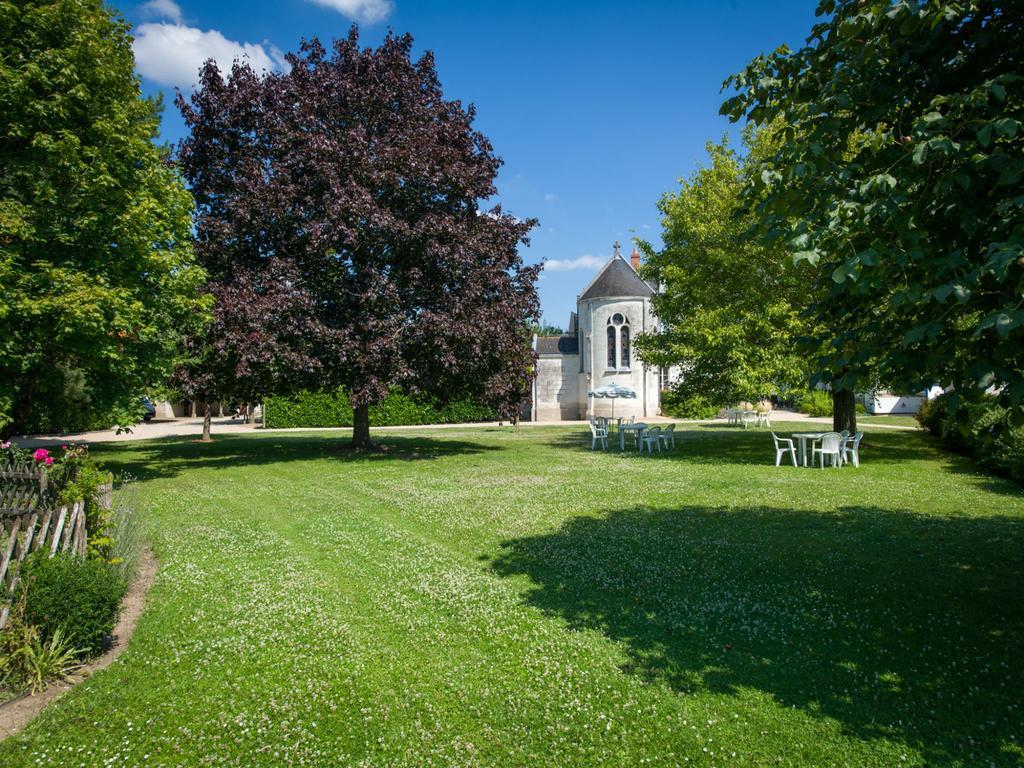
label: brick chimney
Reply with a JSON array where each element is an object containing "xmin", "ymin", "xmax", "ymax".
[{"xmin": 630, "ymin": 246, "xmax": 641, "ymax": 270}]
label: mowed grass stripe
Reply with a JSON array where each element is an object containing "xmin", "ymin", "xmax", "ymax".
[{"xmin": 1, "ymin": 424, "xmax": 1020, "ymax": 766}]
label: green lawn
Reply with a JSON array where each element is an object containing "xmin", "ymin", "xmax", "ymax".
[
  {"xmin": 855, "ymin": 414, "xmax": 922, "ymax": 428},
  {"xmin": 3, "ymin": 423, "xmax": 1022, "ymax": 767}
]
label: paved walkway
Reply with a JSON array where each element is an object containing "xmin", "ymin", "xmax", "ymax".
[{"xmin": 12, "ymin": 409, "xmax": 917, "ymax": 448}]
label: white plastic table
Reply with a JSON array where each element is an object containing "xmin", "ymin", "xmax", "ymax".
[
  {"xmin": 792, "ymin": 432, "xmax": 827, "ymax": 467},
  {"xmin": 620, "ymin": 422, "xmax": 647, "ymax": 451}
]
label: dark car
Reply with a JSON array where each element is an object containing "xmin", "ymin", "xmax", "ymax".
[{"xmin": 141, "ymin": 397, "xmax": 156, "ymax": 422}]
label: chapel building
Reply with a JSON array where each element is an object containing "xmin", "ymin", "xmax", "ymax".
[{"xmin": 530, "ymin": 243, "xmax": 665, "ymax": 421}]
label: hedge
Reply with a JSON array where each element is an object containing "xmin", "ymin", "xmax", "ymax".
[
  {"xmin": 263, "ymin": 388, "xmax": 497, "ymax": 429},
  {"xmin": 917, "ymin": 392, "xmax": 1024, "ymax": 485},
  {"xmin": 22, "ymin": 553, "xmax": 125, "ymax": 658},
  {"xmin": 659, "ymin": 390, "xmax": 720, "ymax": 419}
]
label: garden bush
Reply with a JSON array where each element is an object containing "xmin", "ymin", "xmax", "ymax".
[
  {"xmin": 917, "ymin": 392, "xmax": 1024, "ymax": 485},
  {"xmin": 264, "ymin": 388, "xmax": 497, "ymax": 429},
  {"xmin": 795, "ymin": 388, "xmax": 833, "ymax": 417},
  {"xmin": 659, "ymin": 391, "xmax": 719, "ymax": 419},
  {"xmin": 0, "ymin": 615, "xmax": 83, "ymax": 694},
  {"xmin": 6, "ymin": 443, "xmax": 123, "ymax": 566},
  {"xmin": 21, "ymin": 553, "xmax": 125, "ymax": 658}
]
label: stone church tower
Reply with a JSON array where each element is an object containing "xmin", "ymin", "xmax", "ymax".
[{"xmin": 531, "ymin": 243, "xmax": 662, "ymax": 421}]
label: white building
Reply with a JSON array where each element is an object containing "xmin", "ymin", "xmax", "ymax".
[{"xmin": 531, "ymin": 243, "xmax": 664, "ymax": 421}]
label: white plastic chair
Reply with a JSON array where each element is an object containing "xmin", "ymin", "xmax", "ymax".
[
  {"xmin": 641, "ymin": 426, "xmax": 662, "ymax": 454},
  {"xmin": 659, "ymin": 423, "xmax": 676, "ymax": 450},
  {"xmin": 837, "ymin": 430, "xmax": 850, "ymax": 465},
  {"xmin": 741, "ymin": 411, "xmax": 757, "ymax": 430},
  {"xmin": 844, "ymin": 432, "xmax": 864, "ymax": 467},
  {"xmin": 771, "ymin": 432, "xmax": 797, "ymax": 467},
  {"xmin": 727, "ymin": 407, "xmax": 738, "ymax": 425},
  {"xmin": 589, "ymin": 421, "xmax": 608, "ymax": 451},
  {"xmin": 758, "ymin": 411, "xmax": 772, "ymax": 428},
  {"xmin": 813, "ymin": 432, "xmax": 844, "ymax": 468}
]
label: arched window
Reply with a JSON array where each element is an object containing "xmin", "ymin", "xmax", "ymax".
[{"xmin": 606, "ymin": 313, "xmax": 631, "ymax": 370}]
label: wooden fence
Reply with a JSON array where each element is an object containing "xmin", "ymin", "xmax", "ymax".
[{"xmin": 0, "ymin": 460, "xmax": 87, "ymax": 629}]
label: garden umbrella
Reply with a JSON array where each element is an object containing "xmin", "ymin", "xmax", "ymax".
[{"xmin": 588, "ymin": 383, "xmax": 637, "ymax": 419}]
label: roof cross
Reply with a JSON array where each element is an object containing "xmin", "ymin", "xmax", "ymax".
[{"xmin": 612, "ymin": 241, "xmax": 622, "ymax": 257}]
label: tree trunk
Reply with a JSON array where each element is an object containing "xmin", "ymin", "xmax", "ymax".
[
  {"xmin": 832, "ymin": 388, "xmax": 858, "ymax": 433},
  {"xmin": 189, "ymin": 400, "xmax": 197, "ymax": 418},
  {"xmin": 352, "ymin": 404, "xmax": 372, "ymax": 448},
  {"xmin": 201, "ymin": 402, "xmax": 212, "ymax": 442}
]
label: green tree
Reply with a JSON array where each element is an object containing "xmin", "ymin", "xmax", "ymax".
[
  {"xmin": 635, "ymin": 131, "xmax": 817, "ymax": 410},
  {"xmin": 0, "ymin": 0, "xmax": 208, "ymax": 438},
  {"xmin": 722, "ymin": 0, "xmax": 1023, "ymax": 428},
  {"xmin": 529, "ymin": 322, "xmax": 565, "ymax": 336}
]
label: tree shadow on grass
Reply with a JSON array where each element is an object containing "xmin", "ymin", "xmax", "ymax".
[
  {"xmin": 88, "ymin": 432, "xmax": 501, "ymax": 483},
  {"xmin": 487, "ymin": 504, "xmax": 1024, "ymax": 766}
]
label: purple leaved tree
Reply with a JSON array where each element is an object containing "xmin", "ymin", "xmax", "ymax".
[
  {"xmin": 173, "ymin": 260, "xmax": 334, "ymax": 441},
  {"xmin": 177, "ymin": 28, "xmax": 540, "ymax": 447}
]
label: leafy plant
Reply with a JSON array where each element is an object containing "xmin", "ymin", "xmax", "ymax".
[
  {"xmin": 16, "ymin": 627, "xmax": 83, "ymax": 693},
  {"xmin": 107, "ymin": 478, "xmax": 144, "ymax": 582},
  {"xmin": 51, "ymin": 446, "xmax": 117, "ymax": 563},
  {"xmin": 264, "ymin": 388, "xmax": 497, "ymax": 429},
  {"xmin": 796, "ymin": 389, "xmax": 833, "ymax": 418},
  {"xmin": 659, "ymin": 391, "xmax": 719, "ymax": 419},
  {"xmin": 0, "ymin": 592, "xmax": 82, "ymax": 694},
  {"xmin": 917, "ymin": 392, "xmax": 1024, "ymax": 485},
  {"xmin": 22, "ymin": 553, "xmax": 125, "ymax": 658}
]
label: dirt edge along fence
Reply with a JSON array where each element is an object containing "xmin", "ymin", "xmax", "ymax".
[{"xmin": 0, "ymin": 461, "xmax": 92, "ymax": 629}]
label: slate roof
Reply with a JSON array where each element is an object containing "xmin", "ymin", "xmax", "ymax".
[
  {"xmin": 578, "ymin": 256, "xmax": 655, "ymax": 301},
  {"xmin": 536, "ymin": 335, "xmax": 580, "ymax": 355}
]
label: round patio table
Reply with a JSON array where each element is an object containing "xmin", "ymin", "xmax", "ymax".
[{"xmin": 792, "ymin": 432, "xmax": 827, "ymax": 467}]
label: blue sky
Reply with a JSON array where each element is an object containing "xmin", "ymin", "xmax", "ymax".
[{"xmin": 120, "ymin": 0, "xmax": 819, "ymax": 328}]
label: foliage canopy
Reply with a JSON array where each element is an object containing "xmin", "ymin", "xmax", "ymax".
[
  {"xmin": 0, "ymin": 0, "xmax": 208, "ymax": 437},
  {"xmin": 177, "ymin": 29, "xmax": 540, "ymax": 445},
  {"xmin": 722, "ymin": 0, "xmax": 1023, "ymax": 423},
  {"xmin": 636, "ymin": 130, "xmax": 817, "ymax": 407}
]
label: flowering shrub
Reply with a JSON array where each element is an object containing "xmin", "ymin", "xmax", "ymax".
[{"xmin": 1, "ymin": 443, "xmax": 118, "ymax": 562}]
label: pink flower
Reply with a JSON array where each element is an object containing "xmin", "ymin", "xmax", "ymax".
[
  {"xmin": 44, "ymin": 457, "xmax": 54, "ymax": 466},
  {"xmin": 0, "ymin": 441, "xmax": 10, "ymax": 450},
  {"xmin": 33, "ymin": 448, "xmax": 50, "ymax": 462}
]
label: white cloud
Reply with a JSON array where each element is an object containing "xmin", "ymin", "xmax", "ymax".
[
  {"xmin": 133, "ymin": 22, "xmax": 284, "ymax": 89},
  {"xmin": 543, "ymin": 255, "xmax": 607, "ymax": 272},
  {"xmin": 306, "ymin": 0, "xmax": 393, "ymax": 23},
  {"xmin": 139, "ymin": 0, "xmax": 183, "ymax": 23},
  {"xmin": 543, "ymin": 193, "xmax": 556, "ymax": 202}
]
